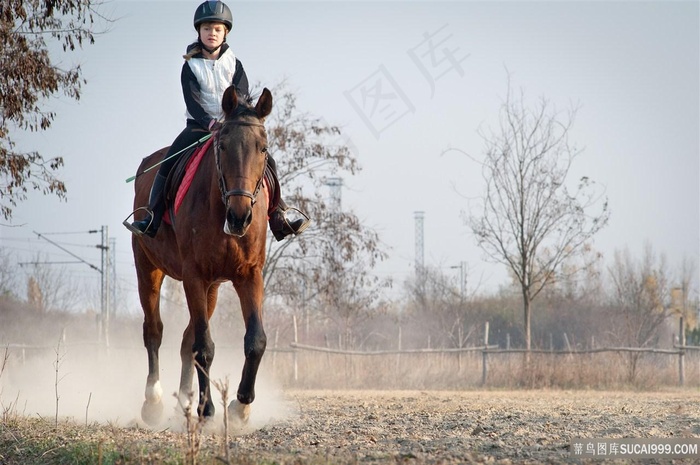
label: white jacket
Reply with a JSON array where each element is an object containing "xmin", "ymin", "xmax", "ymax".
[{"xmin": 184, "ymin": 47, "xmax": 238, "ymax": 122}]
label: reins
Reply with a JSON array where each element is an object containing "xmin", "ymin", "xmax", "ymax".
[{"xmin": 214, "ymin": 119, "xmax": 268, "ymax": 207}]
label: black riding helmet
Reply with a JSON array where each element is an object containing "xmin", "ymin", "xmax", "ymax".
[{"xmin": 194, "ymin": 1, "xmax": 233, "ymax": 31}]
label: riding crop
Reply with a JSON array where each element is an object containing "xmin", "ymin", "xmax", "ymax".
[{"xmin": 125, "ymin": 133, "xmax": 213, "ymax": 183}]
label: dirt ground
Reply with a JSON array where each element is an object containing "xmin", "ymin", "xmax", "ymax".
[
  {"xmin": 225, "ymin": 389, "xmax": 700, "ymax": 464},
  {"xmin": 2, "ymin": 389, "xmax": 700, "ymax": 464}
]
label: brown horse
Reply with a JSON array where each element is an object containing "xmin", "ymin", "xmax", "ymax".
[{"xmin": 129, "ymin": 86, "xmax": 272, "ymax": 425}]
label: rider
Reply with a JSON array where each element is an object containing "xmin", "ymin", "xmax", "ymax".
[{"xmin": 125, "ymin": 0, "xmax": 309, "ymax": 241}]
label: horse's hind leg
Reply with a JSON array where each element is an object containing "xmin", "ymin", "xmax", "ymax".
[
  {"xmin": 229, "ymin": 272, "xmax": 266, "ymax": 422},
  {"xmin": 135, "ymin": 242, "xmax": 166, "ymax": 425},
  {"xmin": 178, "ymin": 283, "xmax": 219, "ymax": 411},
  {"xmin": 182, "ymin": 279, "xmax": 216, "ymax": 419}
]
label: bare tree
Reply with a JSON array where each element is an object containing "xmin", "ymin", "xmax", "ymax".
[
  {"xmin": 607, "ymin": 245, "xmax": 671, "ymax": 381},
  {"xmin": 259, "ymin": 83, "xmax": 389, "ymax": 331},
  {"xmin": 0, "ymin": 247, "xmax": 18, "ymax": 297},
  {"xmin": 671, "ymin": 257, "xmax": 698, "ymax": 328},
  {"xmin": 25, "ymin": 253, "xmax": 82, "ymax": 312},
  {"xmin": 469, "ymin": 85, "xmax": 609, "ymax": 350},
  {"xmin": 0, "ymin": 0, "xmax": 111, "ymax": 220},
  {"xmin": 404, "ymin": 266, "xmax": 476, "ymax": 350}
]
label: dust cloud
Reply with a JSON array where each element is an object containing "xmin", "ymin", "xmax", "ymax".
[{"xmin": 0, "ymin": 303, "xmax": 295, "ymax": 432}]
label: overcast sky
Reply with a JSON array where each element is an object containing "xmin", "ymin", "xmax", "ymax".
[{"xmin": 2, "ymin": 0, "xmax": 698, "ymax": 313}]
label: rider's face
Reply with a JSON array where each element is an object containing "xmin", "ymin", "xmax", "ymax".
[{"xmin": 199, "ymin": 22, "xmax": 227, "ymax": 50}]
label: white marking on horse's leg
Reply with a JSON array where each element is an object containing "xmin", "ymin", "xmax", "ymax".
[
  {"xmin": 177, "ymin": 389, "xmax": 194, "ymax": 409},
  {"xmin": 228, "ymin": 399, "xmax": 251, "ymax": 424},
  {"xmin": 145, "ymin": 380, "xmax": 163, "ymax": 404}
]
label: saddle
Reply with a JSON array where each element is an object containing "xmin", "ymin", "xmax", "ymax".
[{"xmin": 162, "ymin": 137, "xmax": 280, "ymax": 226}]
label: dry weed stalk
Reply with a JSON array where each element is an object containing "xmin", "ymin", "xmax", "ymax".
[
  {"xmin": 210, "ymin": 375, "xmax": 232, "ymax": 464},
  {"xmin": 0, "ymin": 346, "xmax": 8, "ymax": 379},
  {"xmin": 1, "ymin": 348, "xmax": 21, "ymax": 423},
  {"xmin": 53, "ymin": 335, "xmax": 67, "ymax": 428},
  {"xmin": 175, "ymin": 387, "xmax": 205, "ymax": 465},
  {"xmin": 192, "ymin": 358, "xmax": 233, "ymax": 464},
  {"xmin": 85, "ymin": 392, "xmax": 92, "ymax": 426}
]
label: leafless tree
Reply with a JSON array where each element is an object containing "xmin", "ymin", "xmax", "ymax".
[
  {"xmin": 469, "ymin": 84, "xmax": 609, "ymax": 350},
  {"xmin": 258, "ymin": 82, "xmax": 389, "ymax": 333},
  {"xmin": 0, "ymin": 247, "xmax": 18, "ymax": 297},
  {"xmin": 671, "ymin": 257, "xmax": 698, "ymax": 328},
  {"xmin": 404, "ymin": 266, "xmax": 477, "ymax": 350},
  {"xmin": 25, "ymin": 253, "xmax": 82, "ymax": 312},
  {"xmin": 607, "ymin": 245, "xmax": 671, "ymax": 381}
]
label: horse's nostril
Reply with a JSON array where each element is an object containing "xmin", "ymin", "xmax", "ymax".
[
  {"xmin": 226, "ymin": 209, "xmax": 237, "ymax": 227},
  {"xmin": 243, "ymin": 207, "xmax": 253, "ymax": 228}
]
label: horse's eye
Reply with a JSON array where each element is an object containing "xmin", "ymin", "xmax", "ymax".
[
  {"xmin": 218, "ymin": 143, "xmax": 226, "ymax": 151},
  {"xmin": 261, "ymin": 147, "xmax": 268, "ymax": 154}
]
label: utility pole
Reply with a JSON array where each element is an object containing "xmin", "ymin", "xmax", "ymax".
[
  {"xmin": 97, "ymin": 225, "xmax": 110, "ymax": 346},
  {"xmin": 32, "ymin": 228, "xmax": 112, "ymax": 345},
  {"xmin": 109, "ymin": 237, "xmax": 117, "ymax": 319},
  {"xmin": 414, "ymin": 211, "xmax": 425, "ymax": 278},
  {"xmin": 450, "ymin": 261, "xmax": 466, "ymax": 299}
]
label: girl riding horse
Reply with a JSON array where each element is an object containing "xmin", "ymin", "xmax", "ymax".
[{"xmin": 125, "ymin": 0, "xmax": 309, "ymax": 241}]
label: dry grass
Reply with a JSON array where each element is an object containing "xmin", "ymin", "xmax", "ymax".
[{"xmin": 270, "ymin": 350, "xmax": 699, "ymax": 391}]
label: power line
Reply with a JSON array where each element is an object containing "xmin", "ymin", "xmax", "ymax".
[
  {"xmin": 18, "ymin": 261, "xmax": 85, "ymax": 266},
  {"xmin": 30, "ymin": 230, "xmax": 98, "ymax": 236},
  {"xmin": 33, "ymin": 230, "xmax": 100, "ymax": 273}
]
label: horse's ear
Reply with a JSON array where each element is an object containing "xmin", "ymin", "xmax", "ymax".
[
  {"xmin": 255, "ymin": 88, "xmax": 272, "ymax": 119},
  {"xmin": 222, "ymin": 85, "xmax": 238, "ymax": 117}
]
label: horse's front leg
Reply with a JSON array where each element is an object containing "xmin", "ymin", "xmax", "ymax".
[
  {"xmin": 230, "ymin": 271, "xmax": 266, "ymax": 421},
  {"xmin": 183, "ymin": 279, "xmax": 216, "ymax": 419},
  {"xmin": 178, "ymin": 283, "xmax": 220, "ymax": 410}
]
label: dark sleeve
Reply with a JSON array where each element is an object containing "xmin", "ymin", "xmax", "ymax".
[
  {"xmin": 181, "ymin": 62, "xmax": 213, "ymax": 129},
  {"xmin": 233, "ymin": 59, "xmax": 250, "ymax": 99}
]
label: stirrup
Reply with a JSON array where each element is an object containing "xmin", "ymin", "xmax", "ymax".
[
  {"xmin": 272, "ymin": 206, "xmax": 310, "ymax": 241},
  {"xmin": 285, "ymin": 207, "xmax": 311, "ymax": 235},
  {"xmin": 122, "ymin": 207, "xmax": 154, "ymax": 237}
]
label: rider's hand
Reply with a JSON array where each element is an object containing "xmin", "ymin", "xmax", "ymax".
[{"xmin": 208, "ymin": 119, "xmax": 222, "ymax": 132}]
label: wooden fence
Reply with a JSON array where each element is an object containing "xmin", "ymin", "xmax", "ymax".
[
  {"xmin": 283, "ymin": 342, "xmax": 699, "ymax": 387},
  {"xmin": 3, "ymin": 318, "xmax": 699, "ymax": 389}
]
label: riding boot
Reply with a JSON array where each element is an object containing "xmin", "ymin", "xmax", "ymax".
[
  {"xmin": 126, "ymin": 173, "xmax": 168, "ymax": 238},
  {"xmin": 269, "ymin": 198, "xmax": 310, "ymax": 241}
]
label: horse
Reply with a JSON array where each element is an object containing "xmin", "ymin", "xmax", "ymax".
[{"xmin": 128, "ymin": 86, "xmax": 272, "ymax": 425}]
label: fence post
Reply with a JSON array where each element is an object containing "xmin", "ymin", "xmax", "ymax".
[
  {"xmin": 396, "ymin": 325, "xmax": 402, "ymax": 373},
  {"xmin": 481, "ymin": 321, "xmax": 489, "ymax": 386},
  {"xmin": 679, "ymin": 317, "xmax": 685, "ymax": 386},
  {"xmin": 293, "ymin": 315, "xmax": 298, "ymax": 383}
]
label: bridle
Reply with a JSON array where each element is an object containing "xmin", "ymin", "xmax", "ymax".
[{"xmin": 213, "ymin": 119, "xmax": 268, "ymax": 207}]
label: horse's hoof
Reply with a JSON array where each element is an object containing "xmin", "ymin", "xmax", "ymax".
[
  {"xmin": 199, "ymin": 402, "xmax": 215, "ymax": 419},
  {"xmin": 141, "ymin": 400, "xmax": 164, "ymax": 426},
  {"xmin": 228, "ymin": 400, "xmax": 251, "ymax": 424}
]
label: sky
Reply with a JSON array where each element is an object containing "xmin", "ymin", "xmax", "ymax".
[{"xmin": 2, "ymin": 0, "xmax": 699, "ymax": 314}]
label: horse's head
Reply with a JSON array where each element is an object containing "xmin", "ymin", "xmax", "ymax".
[{"xmin": 216, "ymin": 86, "xmax": 272, "ymax": 237}]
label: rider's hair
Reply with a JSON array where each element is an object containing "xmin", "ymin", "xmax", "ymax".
[{"xmin": 183, "ymin": 46, "xmax": 201, "ymax": 61}]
